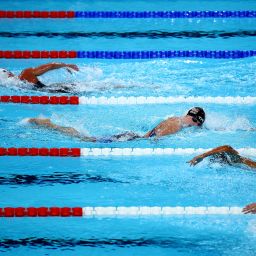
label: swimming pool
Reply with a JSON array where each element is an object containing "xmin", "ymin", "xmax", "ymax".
[{"xmin": 0, "ymin": 0, "xmax": 256, "ymax": 255}]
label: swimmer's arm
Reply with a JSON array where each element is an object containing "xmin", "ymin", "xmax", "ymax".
[
  {"xmin": 240, "ymin": 157, "xmax": 256, "ymax": 169},
  {"xmin": 188, "ymin": 145, "xmax": 240, "ymax": 166},
  {"xmin": 242, "ymin": 203, "xmax": 256, "ymax": 214},
  {"xmin": 28, "ymin": 118, "xmax": 81, "ymax": 137},
  {"xmin": 27, "ymin": 63, "xmax": 79, "ymax": 77},
  {"xmin": 28, "ymin": 118, "xmax": 96, "ymax": 142}
]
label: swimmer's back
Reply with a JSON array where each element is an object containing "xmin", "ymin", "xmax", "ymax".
[{"xmin": 144, "ymin": 117, "xmax": 182, "ymax": 138}]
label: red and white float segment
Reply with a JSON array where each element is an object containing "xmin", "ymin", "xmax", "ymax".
[
  {"xmin": 0, "ymin": 147, "xmax": 80, "ymax": 157},
  {"xmin": 0, "ymin": 95, "xmax": 79, "ymax": 105},
  {"xmin": 79, "ymin": 96, "xmax": 256, "ymax": 105},
  {"xmin": 0, "ymin": 147, "xmax": 256, "ymax": 157},
  {"xmin": 0, "ymin": 206, "xmax": 245, "ymax": 217},
  {"xmin": 81, "ymin": 148, "xmax": 256, "ymax": 157},
  {"xmin": 0, "ymin": 95, "xmax": 256, "ymax": 105},
  {"xmin": 82, "ymin": 206, "xmax": 244, "ymax": 216}
]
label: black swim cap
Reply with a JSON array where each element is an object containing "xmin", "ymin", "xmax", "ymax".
[{"xmin": 187, "ymin": 107, "xmax": 205, "ymax": 125}]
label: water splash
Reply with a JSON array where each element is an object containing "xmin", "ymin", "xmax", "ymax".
[
  {"xmin": 50, "ymin": 113, "xmax": 90, "ymax": 136},
  {"xmin": 247, "ymin": 220, "xmax": 256, "ymax": 236},
  {"xmin": 19, "ymin": 118, "xmax": 31, "ymax": 125},
  {"xmin": 205, "ymin": 113, "xmax": 254, "ymax": 131},
  {"xmin": 0, "ymin": 59, "xmax": 255, "ymax": 96},
  {"xmin": 0, "ymin": 72, "xmax": 27, "ymax": 88}
]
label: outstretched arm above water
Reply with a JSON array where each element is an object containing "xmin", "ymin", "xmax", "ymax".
[
  {"xmin": 28, "ymin": 118, "xmax": 96, "ymax": 142},
  {"xmin": 19, "ymin": 63, "xmax": 79, "ymax": 84},
  {"xmin": 188, "ymin": 145, "xmax": 256, "ymax": 169},
  {"xmin": 242, "ymin": 203, "xmax": 256, "ymax": 214}
]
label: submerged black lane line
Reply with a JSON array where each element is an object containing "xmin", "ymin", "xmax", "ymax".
[
  {"xmin": 0, "ymin": 30, "xmax": 255, "ymax": 39},
  {"xmin": 0, "ymin": 172, "xmax": 128, "ymax": 186},
  {"xmin": 0, "ymin": 237, "xmax": 221, "ymax": 250}
]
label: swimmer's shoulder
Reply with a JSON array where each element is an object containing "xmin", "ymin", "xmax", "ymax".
[
  {"xmin": 19, "ymin": 67, "xmax": 34, "ymax": 78},
  {"xmin": 166, "ymin": 116, "xmax": 180, "ymax": 121},
  {"xmin": 165, "ymin": 116, "xmax": 182, "ymax": 126},
  {"xmin": 19, "ymin": 68, "xmax": 38, "ymax": 84}
]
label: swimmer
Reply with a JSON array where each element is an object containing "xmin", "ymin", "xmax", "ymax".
[
  {"xmin": 28, "ymin": 107, "xmax": 205, "ymax": 142},
  {"xmin": 0, "ymin": 62, "xmax": 79, "ymax": 92},
  {"xmin": 243, "ymin": 203, "xmax": 256, "ymax": 214},
  {"xmin": 188, "ymin": 145, "xmax": 256, "ymax": 169}
]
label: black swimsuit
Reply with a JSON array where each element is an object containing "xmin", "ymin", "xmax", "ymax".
[
  {"xmin": 98, "ymin": 132, "xmax": 141, "ymax": 143},
  {"xmin": 34, "ymin": 80, "xmax": 46, "ymax": 88},
  {"xmin": 33, "ymin": 81, "xmax": 71, "ymax": 93},
  {"xmin": 147, "ymin": 128, "xmax": 157, "ymax": 137}
]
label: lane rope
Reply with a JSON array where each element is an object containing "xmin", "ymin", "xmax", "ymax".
[
  {"xmin": 79, "ymin": 96, "xmax": 256, "ymax": 105},
  {"xmin": 0, "ymin": 10, "xmax": 255, "ymax": 19},
  {"xmin": 0, "ymin": 96, "xmax": 79, "ymax": 105},
  {"xmin": 1, "ymin": 96, "xmax": 256, "ymax": 105},
  {"xmin": 0, "ymin": 50, "xmax": 255, "ymax": 59},
  {"xmin": 0, "ymin": 147, "xmax": 81, "ymax": 157},
  {"xmin": 81, "ymin": 148, "xmax": 256, "ymax": 157},
  {"xmin": 1, "ymin": 148, "xmax": 255, "ymax": 157},
  {"xmin": 0, "ymin": 206, "xmax": 245, "ymax": 217}
]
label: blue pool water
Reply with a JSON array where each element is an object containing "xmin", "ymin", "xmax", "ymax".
[{"xmin": 0, "ymin": 0, "xmax": 256, "ymax": 255}]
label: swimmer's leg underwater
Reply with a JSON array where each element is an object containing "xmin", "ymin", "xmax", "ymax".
[{"xmin": 28, "ymin": 118, "xmax": 142, "ymax": 142}]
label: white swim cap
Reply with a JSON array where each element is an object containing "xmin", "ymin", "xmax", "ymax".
[{"xmin": 0, "ymin": 68, "xmax": 11, "ymax": 79}]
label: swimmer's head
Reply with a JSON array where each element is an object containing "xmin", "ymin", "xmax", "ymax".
[
  {"xmin": 186, "ymin": 107, "xmax": 205, "ymax": 126},
  {"xmin": 0, "ymin": 68, "xmax": 15, "ymax": 79}
]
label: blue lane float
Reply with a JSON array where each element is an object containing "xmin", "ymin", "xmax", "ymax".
[
  {"xmin": 75, "ymin": 11, "xmax": 256, "ymax": 18},
  {"xmin": 77, "ymin": 50, "xmax": 256, "ymax": 59}
]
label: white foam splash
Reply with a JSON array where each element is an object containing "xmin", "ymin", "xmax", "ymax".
[
  {"xmin": 205, "ymin": 113, "xmax": 254, "ymax": 131},
  {"xmin": 247, "ymin": 220, "xmax": 256, "ymax": 235},
  {"xmin": 0, "ymin": 73, "xmax": 23, "ymax": 87},
  {"xmin": 19, "ymin": 118, "xmax": 31, "ymax": 125},
  {"xmin": 79, "ymin": 66, "xmax": 103, "ymax": 78},
  {"xmin": 180, "ymin": 60, "xmax": 203, "ymax": 64},
  {"xmin": 50, "ymin": 113, "xmax": 90, "ymax": 136}
]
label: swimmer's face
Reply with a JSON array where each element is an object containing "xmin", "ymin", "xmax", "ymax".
[
  {"xmin": 192, "ymin": 117, "xmax": 202, "ymax": 126},
  {"xmin": 0, "ymin": 68, "xmax": 15, "ymax": 79},
  {"xmin": 187, "ymin": 115, "xmax": 202, "ymax": 127}
]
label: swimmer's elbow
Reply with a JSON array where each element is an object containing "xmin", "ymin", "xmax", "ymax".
[
  {"xmin": 223, "ymin": 145, "xmax": 233, "ymax": 149},
  {"xmin": 220, "ymin": 145, "xmax": 235, "ymax": 152},
  {"xmin": 219, "ymin": 145, "xmax": 240, "ymax": 156}
]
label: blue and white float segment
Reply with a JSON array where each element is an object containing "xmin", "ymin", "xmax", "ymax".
[
  {"xmin": 82, "ymin": 206, "xmax": 243, "ymax": 216},
  {"xmin": 81, "ymin": 148, "xmax": 256, "ymax": 157},
  {"xmin": 77, "ymin": 50, "xmax": 256, "ymax": 59},
  {"xmin": 79, "ymin": 96, "xmax": 256, "ymax": 105},
  {"xmin": 75, "ymin": 11, "xmax": 256, "ymax": 18}
]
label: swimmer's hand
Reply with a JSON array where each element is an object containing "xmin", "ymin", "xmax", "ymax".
[
  {"xmin": 65, "ymin": 64, "xmax": 79, "ymax": 74},
  {"xmin": 187, "ymin": 155, "xmax": 204, "ymax": 166},
  {"xmin": 242, "ymin": 203, "xmax": 256, "ymax": 214}
]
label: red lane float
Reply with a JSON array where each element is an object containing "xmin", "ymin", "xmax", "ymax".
[
  {"xmin": 0, "ymin": 207, "xmax": 82, "ymax": 217},
  {"xmin": 0, "ymin": 11, "xmax": 75, "ymax": 18},
  {"xmin": 0, "ymin": 96, "xmax": 79, "ymax": 104},
  {"xmin": 0, "ymin": 51, "xmax": 77, "ymax": 59},
  {"xmin": 0, "ymin": 148, "xmax": 81, "ymax": 157}
]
